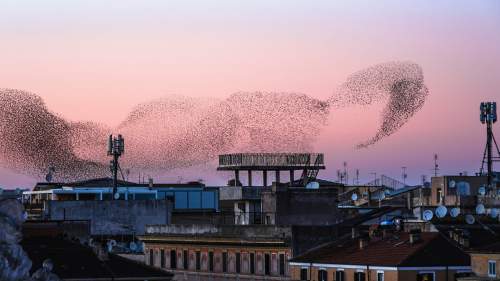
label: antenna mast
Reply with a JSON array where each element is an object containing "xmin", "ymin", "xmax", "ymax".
[
  {"xmin": 433, "ymin": 154, "xmax": 439, "ymax": 177},
  {"xmin": 108, "ymin": 134, "xmax": 125, "ymax": 200},
  {"xmin": 479, "ymin": 102, "xmax": 500, "ymax": 190}
]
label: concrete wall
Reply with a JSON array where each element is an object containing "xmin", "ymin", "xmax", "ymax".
[
  {"xmin": 144, "ymin": 242, "xmax": 291, "ymax": 279},
  {"xmin": 263, "ymin": 188, "xmax": 340, "ymax": 226},
  {"xmin": 146, "ymin": 224, "xmax": 292, "ymax": 241},
  {"xmin": 290, "ymin": 265, "xmax": 468, "ymax": 281},
  {"xmin": 471, "ymin": 253, "xmax": 500, "ymax": 278},
  {"xmin": 46, "ymin": 200, "xmax": 172, "ymax": 235}
]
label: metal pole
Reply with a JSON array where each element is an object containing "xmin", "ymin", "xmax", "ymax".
[{"xmin": 487, "ymin": 122, "xmax": 493, "ymax": 187}]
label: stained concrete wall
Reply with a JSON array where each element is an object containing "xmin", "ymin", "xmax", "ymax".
[
  {"xmin": 45, "ymin": 200, "xmax": 172, "ymax": 235},
  {"xmin": 262, "ymin": 187, "xmax": 340, "ymax": 226}
]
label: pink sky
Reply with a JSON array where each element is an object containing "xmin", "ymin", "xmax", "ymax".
[{"xmin": 1, "ymin": 0, "xmax": 500, "ymax": 188}]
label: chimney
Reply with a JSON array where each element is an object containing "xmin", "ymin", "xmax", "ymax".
[
  {"xmin": 352, "ymin": 227, "xmax": 359, "ymax": 239},
  {"xmin": 459, "ymin": 235, "xmax": 470, "ymax": 248},
  {"xmin": 409, "ymin": 229, "xmax": 421, "ymax": 244},
  {"xmin": 359, "ymin": 238, "xmax": 367, "ymax": 250}
]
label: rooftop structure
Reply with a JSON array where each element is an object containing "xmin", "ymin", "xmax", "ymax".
[{"xmin": 218, "ymin": 153, "xmax": 325, "ymax": 186}]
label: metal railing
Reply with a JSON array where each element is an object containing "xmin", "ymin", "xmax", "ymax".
[{"xmin": 218, "ymin": 153, "xmax": 324, "ymax": 168}]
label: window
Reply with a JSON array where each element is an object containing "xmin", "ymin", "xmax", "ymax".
[
  {"xmin": 300, "ymin": 268, "xmax": 308, "ymax": 280},
  {"xmin": 264, "ymin": 253, "xmax": 271, "ymax": 275},
  {"xmin": 222, "ymin": 252, "xmax": 228, "ymax": 273},
  {"xmin": 170, "ymin": 250, "xmax": 177, "ymax": 269},
  {"xmin": 160, "ymin": 249, "xmax": 165, "ymax": 268},
  {"xmin": 354, "ymin": 271, "xmax": 366, "ymax": 281},
  {"xmin": 417, "ymin": 272, "xmax": 435, "ymax": 281},
  {"xmin": 149, "ymin": 249, "xmax": 154, "ymax": 266},
  {"xmin": 236, "ymin": 253, "xmax": 241, "ymax": 273},
  {"xmin": 208, "ymin": 251, "xmax": 214, "ymax": 272},
  {"xmin": 250, "ymin": 253, "xmax": 255, "ymax": 274},
  {"xmin": 489, "ymin": 260, "xmax": 497, "ymax": 277},
  {"xmin": 318, "ymin": 269, "xmax": 328, "ymax": 281},
  {"xmin": 182, "ymin": 250, "xmax": 188, "ymax": 269},
  {"xmin": 279, "ymin": 254, "xmax": 285, "ymax": 276},
  {"xmin": 335, "ymin": 270, "xmax": 345, "ymax": 281},
  {"xmin": 377, "ymin": 271, "xmax": 384, "ymax": 281},
  {"xmin": 196, "ymin": 251, "xmax": 201, "ymax": 271}
]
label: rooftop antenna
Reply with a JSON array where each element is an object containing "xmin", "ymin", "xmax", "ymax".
[
  {"xmin": 45, "ymin": 166, "xmax": 55, "ymax": 183},
  {"xmin": 107, "ymin": 134, "xmax": 124, "ymax": 200},
  {"xmin": 433, "ymin": 154, "xmax": 439, "ymax": 177},
  {"xmin": 479, "ymin": 102, "xmax": 500, "ymax": 191},
  {"xmin": 401, "ymin": 166, "xmax": 407, "ymax": 186},
  {"xmin": 355, "ymin": 169, "xmax": 360, "ymax": 185},
  {"xmin": 370, "ymin": 172, "xmax": 377, "ymax": 186},
  {"xmin": 343, "ymin": 161, "xmax": 348, "ymax": 185}
]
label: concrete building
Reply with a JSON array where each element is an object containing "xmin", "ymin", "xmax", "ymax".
[
  {"xmin": 139, "ymin": 224, "xmax": 293, "ymax": 280},
  {"xmin": 289, "ymin": 231, "xmax": 471, "ymax": 281}
]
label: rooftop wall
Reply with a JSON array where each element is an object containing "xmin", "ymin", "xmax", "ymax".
[
  {"xmin": 145, "ymin": 224, "xmax": 292, "ymax": 240},
  {"xmin": 45, "ymin": 200, "xmax": 172, "ymax": 235}
]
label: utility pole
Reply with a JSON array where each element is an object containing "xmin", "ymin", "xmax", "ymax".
[{"xmin": 108, "ymin": 134, "xmax": 124, "ymax": 200}]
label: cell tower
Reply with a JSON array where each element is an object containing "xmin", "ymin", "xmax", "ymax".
[
  {"xmin": 108, "ymin": 134, "xmax": 125, "ymax": 200},
  {"xmin": 479, "ymin": 102, "xmax": 500, "ymax": 188}
]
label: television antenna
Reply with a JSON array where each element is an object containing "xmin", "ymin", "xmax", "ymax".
[
  {"xmin": 401, "ymin": 166, "xmax": 407, "ymax": 186},
  {"xmin": 433, "ymin": 154, "xmax": 439, "ymax": 177}
]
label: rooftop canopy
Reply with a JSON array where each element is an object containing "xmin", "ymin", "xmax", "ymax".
[{"xmin": 217, "ymin": 153, "xmax": 325, "ymax": 171}]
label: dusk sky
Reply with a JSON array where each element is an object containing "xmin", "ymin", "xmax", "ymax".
[{"xmin": 1, "ymin": 0, "xmax": 500, "ymax": 188}]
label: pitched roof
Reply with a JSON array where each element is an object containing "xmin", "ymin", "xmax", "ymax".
[{"xmin": 291, "ymin": 232, "xmax": 470, "ymax": 267}]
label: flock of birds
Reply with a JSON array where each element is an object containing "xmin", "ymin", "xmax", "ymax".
[{"xmin": 0, "ymin": 61, "xmax": 428, "ymax": 182}]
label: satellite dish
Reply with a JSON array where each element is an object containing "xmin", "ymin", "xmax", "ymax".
[
  {"xmin": 465, "ymin": 214, "xmax": 475, "ymax": 225},
  {"xmin": 478, "ymin": 186, "xmax": 486, "ymax": 196},
  {"xmin": 110, "ymin": 240, "xmax": 117, "ymax": 246},
  {"xmin": 114, "ymin": 192, "xmax": 120, "ymax": 200},
  {"xmin": 450, "ymin": 207, "xmax": 460, "ymax": 218},
  {"xmin": 476, "ymin": 204, "xmax": 486, "ymax": 215},
  {"xmin": 423, "ymin": 210, "xmax": 434, "ymax": 221},
  {"xmin": 351, "ymin": 193, "xmax": 358, "ymax": 201},
  {"xmin": 130, "ymin": 241, "xmax": 137, "ymax": 251},
  {"xmin": 449, "ymin": 180, "xmax": 456, "ymax": 188},
  {"xmin": 436, "ymin": 206, "xmax": 448, "ymax": 218},
  {"xmin": 490, "ymin": 208, "xmax": 499, "ymax": 219},
  {"xmin": 305, "ymin": 182, "xmax": 320, "ymax": 189}
]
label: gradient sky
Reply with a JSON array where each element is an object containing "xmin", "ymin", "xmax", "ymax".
[{"xmin": 1, "ymin": 0, "xmax": 500, "ymax": 188}]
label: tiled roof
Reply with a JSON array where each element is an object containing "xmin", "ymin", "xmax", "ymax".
[{"xmin": 291, "ymin": 232, "xmax": 470, "ymax": 267}]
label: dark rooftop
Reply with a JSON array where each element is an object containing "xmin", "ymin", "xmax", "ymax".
[
  {"xmin": 291, "ymin": 232, "xmax": 470, "ymax": 267},
  {"xmin": 21, "ymin": 236, "xmax": 172, "ymax": 281},
  {"xmin": 34, "ymin": 177, "xmax": 205, "ymax": 190}
]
